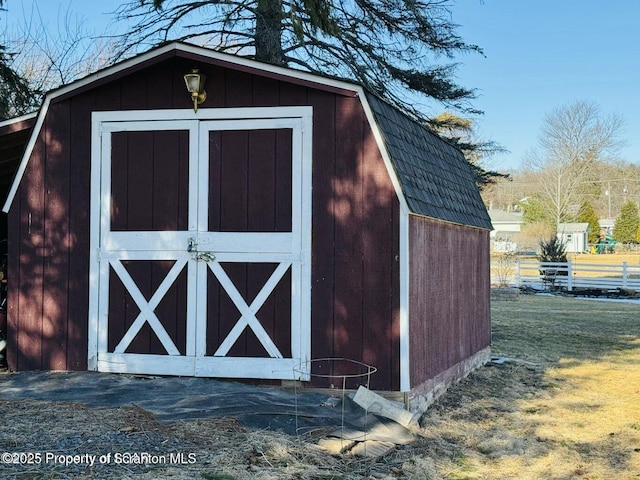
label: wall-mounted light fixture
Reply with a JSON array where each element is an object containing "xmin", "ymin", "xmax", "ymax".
[{"xmin": 184, "ymin": 68, "xmax": 207, "ymax": 112}]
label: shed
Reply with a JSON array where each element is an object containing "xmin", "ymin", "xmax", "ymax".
[
  {"xmin": 557, "ymin": 223, "xmax": 590, "ymax": 254},
  {"xmin": 0, "ymin": 43, "xmax": 491, "ymax": 410}
]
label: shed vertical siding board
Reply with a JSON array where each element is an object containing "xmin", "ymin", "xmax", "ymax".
[
  {"xmin": 409, "ymin": 216, "xmax": 490, "ymax": 386},
  {"xmin": 208, "ymin": 65, "xmax": 226, "ymax": 109},
  {"xmin": 408, "ymin": 221, "xmax": 428, "ymax": 382},
  {"xmin": 66, "ymin": 94, "xmax": 92, "ymax": 370},
  {"xmin": 146, "ymin": 65, "xmax": 174, "ymax": 109},
  {"xmin": 6, "ymin": 193, "xmax": 20, "ymax": 370},
  {"xmin": 333, "ymin": 97, "xmax": 364, "ymax": 375},
  {"xmin": 94, "ymin": 81, "xmax": 122, "ymax": 112},
  {"xmin": 278, "ymin": 83, "xmax": 308, "ymax": 107},
  {"xmin": 16, "ymin": 129, "xmax": 46, "ymax": 369},
  {"xmin": 252, "ymin": 76, "xmax": 280, "ymax": 107},
  {"xmin": 390, "ymin": 201, "xmax": 401, "ymax": 390},
  {"xmin": 42, "ymin": 102, "xmax": 71, "ymax": 370},
  {"xmin": 308, "ymin": 89, "xmax": 335, "ymax": 377},
  {"xmin": 120, "ymin": 74, "xmax": 148, "ymax": 110},
  {"xmin": 361, "ymin": 129, "xmax": 396, "ymax": 390},
  {"xmin": 224, "ymin": 69, "xmax": 253, "ymax": 107}
]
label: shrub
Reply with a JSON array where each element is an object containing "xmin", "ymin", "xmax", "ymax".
[{"xmin": 538, "ymin": 236, "xmax": 568, "ymax": 277}]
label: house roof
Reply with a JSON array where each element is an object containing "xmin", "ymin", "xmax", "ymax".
[
  {"xmin": 558, "ymin": 222, "xmax": 590, "ymax": 233},
  {"xmin": 488, "ymin": 209, "xmax": 523, "ymax": 224},
  {"xmin": 1, "ymin": 42, "xmax": 491, "ymax": 230}
]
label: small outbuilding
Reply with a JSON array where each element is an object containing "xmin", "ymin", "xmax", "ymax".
[
  {"xmin": 0, "ymin": 43, "xmax": 491, "ymax": 410},
  {"xmin": 557, "ymin": 223, "xmax": 590, "ymax": 254}
]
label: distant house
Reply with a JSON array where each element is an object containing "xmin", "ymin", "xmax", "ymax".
[
  {"xmin": 488, "ymin": 209, "xmax": 523, "ymax": 252},
  {"xmin": 557, "ymin": 223, "xmax": 590, "ymax": 253}
]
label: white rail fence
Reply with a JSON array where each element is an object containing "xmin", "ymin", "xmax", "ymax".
[{"xmin": 505, "ymin": 260, "xmax": 640, "ymax": 291}]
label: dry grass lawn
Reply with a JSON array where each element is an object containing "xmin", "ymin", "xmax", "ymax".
[
  {"xmin": 1, "ymin": 294, "xmax": 639, "ymax": 479},
  {"xmin": 416, "ymin": 294, "xmax": 640, "ymax": 480}
]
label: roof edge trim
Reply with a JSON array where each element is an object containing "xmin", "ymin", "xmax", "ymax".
[
  {"xmin": 3, "ymin": 100, "xmax": 50, "ymax": 213},
  {"xmin": 3, "ymin": 42, "xmax": 365, "ymax": 212},
  {"xmin": 356, "ymin": 87, "xmax": 411, "ymax": 214},
  {"xmin": 46, "ymin": 42, "xmax": 361, "ymax": 105},
  {"xmin": 409, "ymin": 211, "xmax": 493, "ymax": 231},
  {"xmin": 0, "ymin": 111, "xmax": 38, "ymax": 129}
]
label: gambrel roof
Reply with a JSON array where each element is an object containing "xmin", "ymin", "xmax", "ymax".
[
  {"xmin": 366, "ymin": 93, "xmax": 492, "ymax": 230},
  {"xmin": 2, "ymin": 42, "xmax": 491, "ymax": 231}
]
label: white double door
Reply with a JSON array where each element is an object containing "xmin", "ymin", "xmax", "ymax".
[{"xmin": 88, "ymin": 108, "xmax": 312, "ymax": 380}]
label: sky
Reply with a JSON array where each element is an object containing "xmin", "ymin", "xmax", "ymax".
[
  {"xmin": 4, "ymin": 0, "xmax": 640, "ymax": 172},
  {"xmin": 449, "ymin": 0, "xmax": 640, "ymax": 171}
]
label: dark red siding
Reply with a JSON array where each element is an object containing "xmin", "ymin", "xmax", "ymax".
[
  {"xmin": 7, "ymin": 56, "xmax": 402, "ymax": 390},
  {"xmin": 408, "ymin": 215, "xmax": 491, "ymax": 387}
]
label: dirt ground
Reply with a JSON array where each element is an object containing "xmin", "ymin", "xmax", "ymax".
[{"xmin": 1, "ymin": 293, "xmax": 639, "ymax": 479}]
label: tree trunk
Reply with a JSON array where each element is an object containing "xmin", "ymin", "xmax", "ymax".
[{"xmin": 255, "ymin": 0, "xmax": 285, "ymax": 66}]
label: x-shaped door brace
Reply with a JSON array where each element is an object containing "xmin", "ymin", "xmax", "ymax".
[
  {"xmin": 211, "ymin": 261, "xmax": 291, "ymax": 359},
  {"xmin": 111, "ymin": 259, "xmax": 186, "ymax": 355},
  {"xmin": 110, "ymin": 258, "xmax": 291, "ymax": 359}
]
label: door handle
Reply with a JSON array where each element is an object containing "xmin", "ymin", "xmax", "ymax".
[
  {"xmin": 187, "ymin": 237, "xmax": 196, "ymax": 252},
  {"xmin": 195, "ymin": 251, "xmax": 216, "ymax": 263}
]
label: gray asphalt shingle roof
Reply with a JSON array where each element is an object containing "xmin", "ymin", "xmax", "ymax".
[{"xmin": 366, "ymin": 93, "xmax": 493, "ymax": 230}]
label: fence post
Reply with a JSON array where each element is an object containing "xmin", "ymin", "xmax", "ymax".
[
  {"xmin": 622, "ymin": 262, "xmax": 628, "ymax": 289},
  {"xmin": 515, "ymin": 258, "xmax": 521, "ymax": 287},
  {"xmin": 567, "ymin": 260, "xmax": 573, "ymax": 291}
]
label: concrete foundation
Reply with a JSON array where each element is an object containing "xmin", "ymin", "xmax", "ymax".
[{"xmin": 407, "ymin": 347, "xmax": 491, "ymax": 414}]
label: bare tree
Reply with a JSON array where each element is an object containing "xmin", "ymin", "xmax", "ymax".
[
  {"xmin": 522, "ymin": 101, "xmax": 625, "ymax": 228},
  {"xmin": 0, "ymin": 0, "xmax": 38, "ymax": 118},
  {"xmin": 5, "ymin": 2, "xmax": 115, "ymax": 105}
]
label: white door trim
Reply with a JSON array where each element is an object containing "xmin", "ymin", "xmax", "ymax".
[{"xmin": 88, "ymin": 107, "xmax": 313, "ymax": 380}]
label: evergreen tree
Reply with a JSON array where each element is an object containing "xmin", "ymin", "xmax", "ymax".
[
  {"xmin": 613, "ymin": 201, "xmax": 639, "ymax": 244},
  {"xmin": 538, "ymin": 235, "xmax": 568, "ymax": 263},
  {"xmin": 117, "ymin": 0, "xmax": 481, "ymax": 120},
  {"xmin": 576, "ymin": 200, "xmax": 600, "ymax": 244},
  {"xmin": 430, "ymin": 112, "xmax": 509, "ymax": 190}
]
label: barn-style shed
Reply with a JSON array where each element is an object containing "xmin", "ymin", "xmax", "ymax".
[{"xmin": 1, "ymin": 42, "xmax": 491, "ymax": 409}]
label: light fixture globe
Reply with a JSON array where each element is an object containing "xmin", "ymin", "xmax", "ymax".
[{"xmin": 183, "ymin": 68, "xmax": 207, "ymax": 112}]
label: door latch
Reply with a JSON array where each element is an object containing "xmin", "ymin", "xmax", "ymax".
[
  {"xmin": 188, "ymin": 237, "xmax": 215, "ymax": 262},
  {"xmin": 187, "ymin": 237, "xmax": 196, "ymax": 252}
]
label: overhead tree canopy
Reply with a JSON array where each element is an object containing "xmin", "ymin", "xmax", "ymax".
[{"xmin": 114, "ymin": 0, "xmax": 482, "ymax": 122}]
